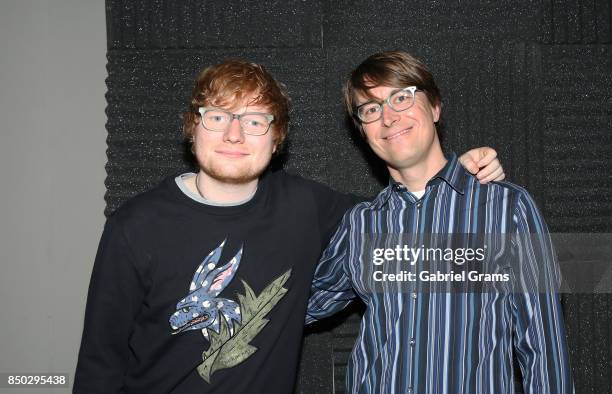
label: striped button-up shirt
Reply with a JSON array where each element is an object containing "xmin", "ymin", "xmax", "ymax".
[{"xmin": 306, "ymin": 154, "xmax": 573, "ymax": 393}]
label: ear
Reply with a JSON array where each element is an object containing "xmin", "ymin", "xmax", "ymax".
[
  {"xmin": 271, "ymin": 128, "xmax": 280, "ymax": 154},
  {"xmin": 432, "ymin": 102, "xmax": 442, "ymax": 123},
  {"xmin": 206, "ymin": 246, "xmax": 243, "ymax": 296},
  {"xmin": 190, "ymin": 240, "xmax": 226, "ymax": 291}
]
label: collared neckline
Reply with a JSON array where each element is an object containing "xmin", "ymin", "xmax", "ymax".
[
  {"xmin": 371, "ymin": 152, "xmax": 468, "ymax": 209},
  {"xmin": 428, "ymin": 152, "xmax": 468, "ymax": 195}
]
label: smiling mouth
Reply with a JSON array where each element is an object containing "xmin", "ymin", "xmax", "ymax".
[
  {"xmin": 385, "ymin": 127, "xmax": 413, "ymax": 140},
  {"xmin": 216, "ymin": 150, "xmax": 249, "ymax": 158}
]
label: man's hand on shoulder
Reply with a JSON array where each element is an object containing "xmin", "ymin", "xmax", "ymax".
[{"xmin": 459, "ymin": 146, "xmax": 506, "ymax": 184}]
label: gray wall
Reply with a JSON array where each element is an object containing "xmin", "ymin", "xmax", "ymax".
[{"xmin": 0, "ymin": 0, "xmax": 106, "ymax": 392}]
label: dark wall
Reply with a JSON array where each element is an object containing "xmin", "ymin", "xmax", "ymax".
[{"xmin": 104, "ymin": 1, "xmax": 612, "ymax": 392}]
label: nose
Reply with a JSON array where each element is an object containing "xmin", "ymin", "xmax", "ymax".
[
  {"xmin": 381, "ymin": 103, "xmax": 399, "ymax": 127},
  {"xmin": 223, "ymin": 118, "xmax": 245, "ymax": 143}
]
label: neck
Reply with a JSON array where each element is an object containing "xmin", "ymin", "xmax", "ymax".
[
  {"xmin": 387, "ymin": 144, "xmax": 447, "ymax": 192},
  {"xmin": 189, "ymin": 171, "xmax": 258, "ymax": 204}
]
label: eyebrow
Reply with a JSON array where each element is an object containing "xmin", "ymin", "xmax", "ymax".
[
  {"xmin": 207, "ymin": 106, "xmax": 271, "ymax": 115},
  {"xmin": 355, "ymin": 88, "xmax": 405, "ymax": 107}
]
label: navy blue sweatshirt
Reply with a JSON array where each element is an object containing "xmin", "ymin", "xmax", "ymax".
[{"xmin": 74, "ymin": 170, "xmax": 360, "ymax": 393}]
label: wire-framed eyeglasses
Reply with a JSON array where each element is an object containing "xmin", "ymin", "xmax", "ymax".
[{"xmin": 355, "ymin": 86, "xmax": 421, "ymax": 124}]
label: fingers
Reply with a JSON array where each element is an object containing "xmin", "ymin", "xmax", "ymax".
[
  {"xmin": 475, "ymin": 157, "xmax": 499, "ymax": 180},
  {"xmin": 461, "ymin": 158, "xmax": 480, "ymax": 175},
  {"xmin": 478, "ymin": 166, "xmax": 505, "ymax": 184},
  {"xmin": 476, "ymin": 147, "xmax": 498, "ymax": 167}
]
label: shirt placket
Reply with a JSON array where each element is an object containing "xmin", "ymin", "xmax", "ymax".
[
  {"xmin": 394, "ymin": 184, "xmax": 423, "ymax": 394},
  {"xmin": 409, "ymin": 196, "xmax": 423, "ymax": 394}
]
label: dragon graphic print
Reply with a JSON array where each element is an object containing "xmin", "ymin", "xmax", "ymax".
[{"xmin": 169, "ymin": 240, "xmax": 291, "ymax": 383}]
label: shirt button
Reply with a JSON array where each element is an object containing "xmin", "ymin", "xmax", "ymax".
[
  {"xmin": 411, "ymin": 292, "xmax": 417, "ymax": 299},
  {"xmin": 410, "ymin": 338, "xmax": 415, "ymax": 346},
  {"xmin": 408, "ymin": 388, "xmax": 413, "ymax": 394},
  {"xmin": 416, "ymin": 201, "xmax": 422, "ymax": 208}
]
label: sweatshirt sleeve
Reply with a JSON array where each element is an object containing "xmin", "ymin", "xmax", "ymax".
[
  {"xmin": 73, "ymin": 216, "xmax": 146, "ymax": 393},
  {"xmin": 306, "ymin": 179, "xmax": 365, "ymax": 247}
]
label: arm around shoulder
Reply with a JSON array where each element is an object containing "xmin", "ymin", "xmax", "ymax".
[{"xmin": 306, "ymin": 211, "xmax": 357, "ymax": 324}]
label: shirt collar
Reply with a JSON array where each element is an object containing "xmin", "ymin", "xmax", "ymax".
[
  {"xmin": 371, "ymin": 152, "xmax": 468, "ymax": 209},
  {"xmin": 429, "ymin": 152, "xmax": 468, "ymax": 195}
]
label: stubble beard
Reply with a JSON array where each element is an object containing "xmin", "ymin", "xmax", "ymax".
[{"xmin": 199, "ymin": 159, "xmax": 268, "ymax": 185}]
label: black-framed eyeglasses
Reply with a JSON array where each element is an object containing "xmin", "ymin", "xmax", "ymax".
[
  {"xmin": 197, "ymin": 107, "xmax": 275, "ymax": 136},
  {"xmin": 355, "ymin": 86, "xmax": 421, "ymax": 124}
]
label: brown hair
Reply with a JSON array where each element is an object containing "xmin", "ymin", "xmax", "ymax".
[
  {"xmin": 343, "ymin": 51, "xmax": 442, "ymax": 131},
  {"xmin": 182, "ymin": 59, "xmax": 290, "ymax": 151}
]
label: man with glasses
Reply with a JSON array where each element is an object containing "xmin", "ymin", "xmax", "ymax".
[
  {"xmin": 307, "ymin": 51, "xmax": 573, "ymax": 393},
  {"xmin": 74, "ymin": 59, "xmax": 504, "ymax": 393}
]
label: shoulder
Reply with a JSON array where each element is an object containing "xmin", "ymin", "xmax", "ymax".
[
  {"xmin": 265, "ymin": 169, "xmax": 351, "ymax": 200},
  {"xmin": 341, "ymin": 192, "xmax": 383, "ymax": 223},
  {"xmin": 108, "ymin": 175, "xmax": 178, "ymax": 226},
  {"xmin": 267, "ymin": 170, "xmax": 333, "ymax": 191},
  {"xmin": 456, "ymin": 171, "xmax": 539, "ymax": 210},
  {"xmin": 481, "ymin": 181, "xmax": 547, "ymax": 233},
  {"xmin": 265, "ymin": 169, "xmax": 364, "ymax": 220},
  {"xmin": 482, "ymin": 180, "xmax": 539, "ymax": 208}
]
